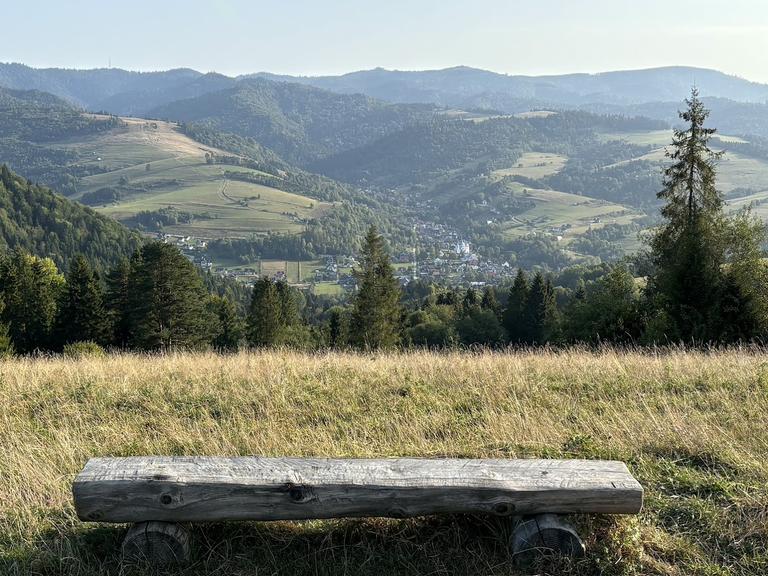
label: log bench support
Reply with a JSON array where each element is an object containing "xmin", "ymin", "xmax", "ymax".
[
  {"xmin": 122, "ymin": 521, "xmax": 191, "ymax": 565},
  {"xmin": 73, "ymin": 456, "xmax": 642, "ymax": 566}
]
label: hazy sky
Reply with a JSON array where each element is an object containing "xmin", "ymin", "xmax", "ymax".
[{"xmin": 3, "ymin": 0, "xmax": 767, "ymax": 82}]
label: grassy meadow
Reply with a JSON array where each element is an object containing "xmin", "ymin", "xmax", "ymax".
[
  {"xmin": 57, "ymin": 117, "xmax": 330, "ymax": 239},
  {"xmin": 1, "ymin": 348, "xmax": 767, "ymax": 575}
]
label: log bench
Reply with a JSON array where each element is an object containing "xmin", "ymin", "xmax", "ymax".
[{"xmin": 72, "ymin": 456, "xmax": 643, "ymax": 567}]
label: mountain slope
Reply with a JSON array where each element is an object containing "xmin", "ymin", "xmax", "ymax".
[
  {"xmin": 147, "ymin": 79, "xmax": 439, "ymax": 165},
  {"xmin": 0, "ymin": 164, "xmax": 145, "ymax": 271}
]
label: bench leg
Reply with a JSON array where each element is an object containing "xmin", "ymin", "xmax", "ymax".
[
  {"xmin": 510, "ymin": 514, "xmax": 585, "ymax": 567},
  {"xmin": 122, "ymin": 521, "xmax": 191, "ymax": 566}
]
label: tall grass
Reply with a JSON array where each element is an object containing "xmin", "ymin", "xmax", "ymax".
[{"xmin": 1, "ymin": 348, "xmax": 767, "ymax": 574}]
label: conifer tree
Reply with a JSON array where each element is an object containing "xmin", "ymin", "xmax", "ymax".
[
  {"xmin": 480, "ymin": 286, "xmax": 500, "ymax": 317},
  {"xmin": 0, "ymin": 297, "xmax": 12, "ymax": 355},
  {"xmin": 55, "ymin": 254, "xmax": 108, "ymax": 348},
  {"xmin": 207, "ymin": 294, "xmax": 244, "ymax": 352},
  {"xmin": 503, "ymin": 268, "xmax": 529, "ymax": 343},
  {"xmin": 0, "ymin": 249, "xmax": 64, "ymax": 353},
  {"xmin": 524, "ymin": 273, "xmax": 558, "ymax": 344},
  {"xmin": 327, "ymin": 306, "xmax": 349, "ymax": 349},
  {"xmin": 105, "ymin": 257, "xmax": 132, "ymax": 348},
  {"xmin": 349, "ymin": 225, "xmax": 401, "ymax": 350},
  {"xmin": 125, "ymin": 242, "xmax": 212, "ymax": 350},
  {"xmin": 645, "ymin": 87, "xmax": 768, "ymax": 342},
  {"xmin": 246, "ymin": 276, "xmax": 284, "ymax": 348}
]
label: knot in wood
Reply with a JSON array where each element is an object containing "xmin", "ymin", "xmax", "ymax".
[
  {"xmin": 494, "ymin": 502, "xmax": 515, "ymax": 516},
  {"xmin": 160, "ymin": 493, "xmax": 174, "ymax": 505},
  {"xmin": 283, "ymin": 483, "xmax": 315, "ymax": 503}
]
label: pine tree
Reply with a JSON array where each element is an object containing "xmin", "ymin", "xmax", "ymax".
[
  {"xmin": 0, "ymin": 296, "xmax": 12, "ymax": 355},
  {"xmin": 207, "ymin": 295, "xmax": 244, "ymax": 352},
  {"xmin": 349, "ymin": 225, "xmax": 401, "ymax": 350},
  {"xmin": 246, "ymin": 276, "xmax": 284, "ymax": 348},
  {"xmin": 126, "ymin": 242, "xmax": 212, "ymax": 350},
  {"xmin": 480, "ymin": 286, "xmax": 500, "ymax": 317},
  {"xmin": 644, "ymin": 87, "xmax": 768, "ymax": 342},
  {"xmin": 105, "ymin": 257, "xmax": 132, "ymax": 348},
  {"xmin": 55, "ymin": 254, "xmax": 108, "ymax": 348},
  {"xmin": 524, "ymin": 273, "xmax": 558, "ymax": 344},
  {"xmin": 327, "ymin": 307, "xmax": 349, "ymax": 349},
  {"xmin": 503, "ymin": 268, "xmax": 529, "ymax": 343}
]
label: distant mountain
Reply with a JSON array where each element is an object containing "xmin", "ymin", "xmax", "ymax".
[
  {"xmin": 0, "ymin": 63, "xmax": 202, "ymax": 110},
  {"xmin": 245, "ymin": 66, "xmax": 768, "ymax": 108},
  {"xmin": 91, "ymin": 72, "xmax": 238, "ymax": 116},
  {"xmin": 4, "ymin": 62, "xmax": 768, "ymax": 139},
  {"xmin": 147, "ymin": 80, "xmax": 439, "ymax": 165}
]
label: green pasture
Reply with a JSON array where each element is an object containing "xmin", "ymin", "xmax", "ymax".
[
  {"xmin": 596, "ymin": 129, "xmax": 673, "ymax": 146},
  {"xmin": 492, "ymin": 152, "xmax": 569, "ymax": 179},
  {"xmin": 311, "ymin": 282, "xmax": 345, "ymax": 295},
  {"xmin": 79, "ymin": 161, "xmax": 324, "ymax": 238},
  {"xmin": 513, "ymin": 110, "xmax": 557, "ymax": 118},
  {"xmin": 499, "ymin": 187, "xmax": 641, "ymax": 238},
  {"xmin": 48, "ymin": 117, "xmax": 330, "ymax": 240},
  {"xmin": 715, "ymin": 151, "xmax": 768, "ymax": 193}
]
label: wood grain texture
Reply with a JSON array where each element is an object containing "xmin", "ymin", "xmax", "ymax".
[
  {"xmin": 122, "ymin": 521, "xmax": 191, "ymax": 565},
  {"xmin": 73, "ymin": 457, "xmax": 643, "ymax": 524}
]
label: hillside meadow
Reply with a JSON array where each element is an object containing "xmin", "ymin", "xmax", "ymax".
[{"xmin": 1, "ymin": 348, "xmax": 767, "ymax": 575}]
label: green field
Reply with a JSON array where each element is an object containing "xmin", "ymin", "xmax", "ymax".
[
  {"xmin": 54, "ymin": 117, "xmax": 330, "ymax": 239},
  {"xmin": 492, "ymin": 152, "xmax": 569, "ymax": 179},
  {"xmin": 311, "ymin": 282, "xmax": 345, "ymax": 295},
  {"xmin": 596, "ymin": 129, "xmax": 674, "ymax": 147},
  {"xmin": 498, "ymin": 184, "xmax": 643, "ymax": 239}
]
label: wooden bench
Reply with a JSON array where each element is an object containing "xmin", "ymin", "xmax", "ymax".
[{"xmin": 73, "ymin": 456, "xmax": 643, "ymax": 567}]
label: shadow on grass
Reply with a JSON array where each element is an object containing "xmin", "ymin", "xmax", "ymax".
[{"xmin": 0, "ymin": 513, "xmax": 616, "ymax": 576}]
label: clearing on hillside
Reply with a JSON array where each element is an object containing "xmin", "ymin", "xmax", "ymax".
[
  {"xmin": 498, "ymin": 184, "xmax": 643, "ymax": 240},
  {"xmin": 54, "ymin": 117, "xmax": 331, "ymax": 239},
  {"xmin": 492, "ymin": 152, "xmax": 569, "ymax": 179}
]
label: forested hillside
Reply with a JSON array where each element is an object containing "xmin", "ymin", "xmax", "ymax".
[
  {"xmin": 0, "ymin": 86, "xmax": 124, "ymax": 194},
  {"xmin": 147, "ymin": 80, "xmax": 439, "ymax": 165},
  {"xmin": 0, "ymin": 165, "xmax": 144, "ymax": 271}
]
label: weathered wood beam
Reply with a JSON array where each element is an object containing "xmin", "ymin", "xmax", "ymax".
[{"xmin": 73, "ymin": 456, "xmax": 643, "ymax": 524}]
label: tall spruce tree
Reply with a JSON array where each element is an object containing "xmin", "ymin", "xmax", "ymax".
[
  {"xmin": 246, "ymin": 276, "xmax": 284, "ymax": 348},
  {"xmin": 349, "ymin": 225, "xmax": 401, "ymax": 350},
  {"xmin": 207, "ymin": 294, "xmax": 244, "ymax": 352},
  {"xmin": 525, "ymin": 273, "xmax": 558, "ymax": 344},
  {"xmin": 503, "ymin": 268, "xmax": 529, "ymax": 343},
  {"xmin": 0, "ymin": 296, "xmax": 12, "ymax": 355},
  {"xmin": 644, "ymin": 88, "xmax": 768, "ymax": 343},
  {"xmin": 125, "ymin": 242, "xmax": 212, "ymax": 350},
  {"xmin": 55, "ymin": 254, "xmax": 108, "ymax": 348},
  {"xmin": 105, "ymin": 257, "xmax": 132, "ymax": 348}
]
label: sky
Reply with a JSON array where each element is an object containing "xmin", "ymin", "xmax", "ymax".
[{"xmin": 3, "ymin": 0, "xmax": 768, "ymax": 83}]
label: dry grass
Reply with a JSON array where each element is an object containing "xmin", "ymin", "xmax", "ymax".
[{"xmin": 1, "ymin": 348, "xmax": 767, "ymax": 575}]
